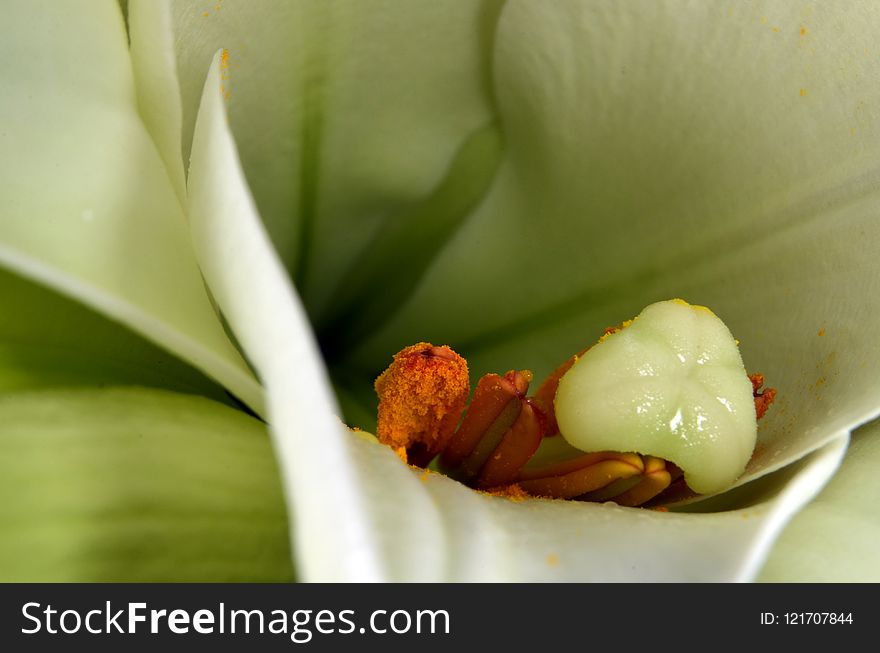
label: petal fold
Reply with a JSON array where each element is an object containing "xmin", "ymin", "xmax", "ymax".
[{"xmin": 0, "ymin": 266, "xmax": 229, "ymax": 401}]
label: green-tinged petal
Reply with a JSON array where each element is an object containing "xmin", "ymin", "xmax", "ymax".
[
  {"xmin": 0, "ymin": 267, "xmax": 228, "ymax": 401},
  {"xmin": 185, "ymin": 53, "xmax": 851, "ymax": 580},
  {"xmin": 0, "ymin": 0, "xmax": 262, "ymax": 413},
  {"xmin": 188, "ymin": 52, "xmax": 382, "ymax": 580},
  {"xmin": 0, "ymin": 387, "xmax": 292, "ymax": 582},
  {"xmin": 134, "ymin": 0, "xmax": 501, "ymax": 319},
  {"xmin": 759, "ymin": 418, "xmax": 880, "ymax": 581},
  {"xmin": 355, "ymin": 0, "xmax": 880, "ymax": 485}
]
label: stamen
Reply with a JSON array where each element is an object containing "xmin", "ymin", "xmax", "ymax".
[
  {"xmin": 441, "ymin": 371, "xmax": 529, "ymax": 470},
  {"xmin": 374, "ymin": 342, "xmax": 469, "ymax": 466},
  {"xmin": 517, "ymin": 452, "xmax": 644, "ymax": 499},
  {"xmin": 610, "ymin": 456, "xmax": 672, "ymax": 507},
  {"xmin": 476, "ymin": 399, "xmax": 545, "ymax": 488},
  {"xmin": 441, "ymin": 370, "xmax": 544, "ymax": 488},
  {"xmin": 532, "ymin": 350, "xmax": 585, "ymax": 437}
]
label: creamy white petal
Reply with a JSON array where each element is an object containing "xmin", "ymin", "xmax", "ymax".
[
  {"xmin": 759, "ymin": 418, "xmax": 880, "ymax": 581},
  {"xmin": 345, "ymin": 429, "xmax": 847, "ymax": 581},
  {"xmin": 187, "ymin": 51, "xmax": 383, "ymax": 580},
  {"xmin": 0, "ymin": 0, "xmax": 261, "ymax": 412}
]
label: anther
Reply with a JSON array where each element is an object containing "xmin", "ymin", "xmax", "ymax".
[
  {"xmin": 441, "ymin": 370, "xmax": 544, "ymax": 488},
  {"xmin": 374, "ymin": 342, "xmax": 469, "ymax": 466}
]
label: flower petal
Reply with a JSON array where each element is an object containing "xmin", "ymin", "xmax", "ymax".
[
  {"xmin": 0, "ymin": 266, "xmax": 229, "ymax": 401},
  {"xmin": 344, "ymin": 429, "xmax": 847, "ymax": 581},
  {"xmin": 0, "ymin": 0, "xmax": 261, "ymax": 412},
  {"xmin": 355, "ymin": 0, "xmax": 880, "ymax": 482},
  {"xmin": 759, "ymin": 418, "xmax": 880, "ymax": 581},
  {"xmin": 186, "ymin": 51, "xmax": 850, "ymax": 580},
  {"xmin": 0, "ymin": 387, "xmax": 292, "ymax": 581},
  {"xmin": 134, "ymin": 0, "xmax": 501, "ymax": 320},
  {"xmin": 187, "ymin": 51, "xmax": 383, "ymax": 580},
  {"xmin": 128, "ymin": 0, "xmax": 187, "ymax": 203}
]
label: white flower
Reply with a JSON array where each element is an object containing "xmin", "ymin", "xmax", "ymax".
[{"xmin": 0, "ymin": 0, "xmax": 877, "ymax": 581}]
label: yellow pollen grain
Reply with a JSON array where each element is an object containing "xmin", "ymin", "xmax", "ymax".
[
  {"xmin": 772, "ymin": 26, "xmax": 781, "ymax": 33},
  {"xmin": 671, "ymin": 297, "xmax": 715, "ymax": 315},
  {"xmin": 599, "ymin": 318, "xmax": 635, "ymax": 343},
  {"xmin": 818, "ymin": 328, "xmax": 826, "ymax": 337},
  {"xmin": 546, "ymin": 553, "xmax": 560, "ymax": 567},
  {"xmin": 800, "ymin": 88, "xmax": 808, "ymax": 97},
  {"xmin": 483, "ymin": 484, "xmax": 530, "ymax": 502},
  {"xmin": 800, "ymin": 26, "xmax": 807, "ymax": 37}
]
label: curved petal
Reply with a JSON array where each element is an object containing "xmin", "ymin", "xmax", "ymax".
[
  {"xmin": 0, "ymin": 266, "xmax": 228, "ymax": 401},
  {"xmin": 0, "ymin": 387, "xmax": 292, "ymax": 582},
  {"xmin": 187, "ymin": 51, "xmax": 382, "ymax": 580},
  {"xmin": 0, "ymin": 0, "xmax": 262, "ymax": 413},
  {"xmin": 344, "ymin": 429, "xmax": 847, "ymax": 581},
  {"xmin": 759, "ymin": 418, "xmax": 880, "ymax": 581},
  {"xmin": 355, "ymin": 0, "xmax": 880, "ymax": 482},
  {"xmin": 186, "ymin": 52, "xmax": 850, "ymax": 580},
  {"xmin": 134, "ymin": 0, "xmax": 502, "ymax": 320}
]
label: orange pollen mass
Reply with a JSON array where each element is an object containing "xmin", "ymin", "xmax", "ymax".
[
  {"xmin": 374, "ymin": 343, "xmax": 470, "ymax": 463},
  {"xmin": 749, "ymin": 373, "xmax": 777, "ymax": 420}
]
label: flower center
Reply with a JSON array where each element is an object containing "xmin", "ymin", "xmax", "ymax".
[{"xmin": 374, "ymin": 307, "xmax": 775, "ymax": 507}]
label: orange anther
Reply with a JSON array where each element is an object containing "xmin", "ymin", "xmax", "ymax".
[
  {"xmin": 375, "ymin": 343, "xmax": 469, "ymax": 466},
  {"xmin": 532, "ymin": 349, "xmax": 586, "ymax": 437},
  {"xmin": 442, "ymin": 370, "xmax": 531, "ymax": 470},
  {"xmin": 476, "ymin": 399, "xmax": 545, "ymax": 488},
  {"xmin": 611, "ymin": 456, "xmax": 672, "ymax": 507}
]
